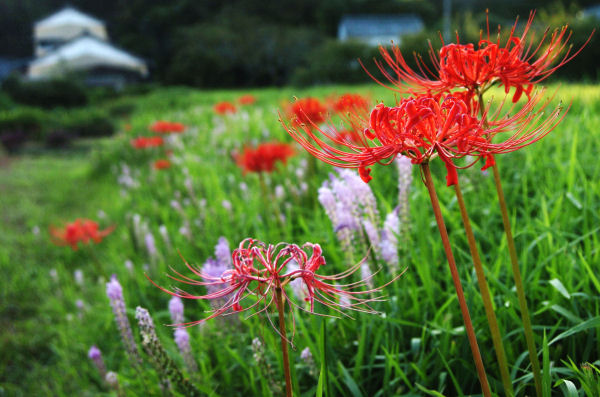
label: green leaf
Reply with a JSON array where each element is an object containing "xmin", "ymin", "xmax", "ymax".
[
  {"xmin": 549, "ymin": 304, "xmax": 582, "ymax": 323},
  {"xmin": 556, "ymin": 379, "xmax": 579, "ymax": 397},
  {"xmin": 337, "ymin": 361, "xmax": 363, "ymax": 397},
  {"xmin": 316, "ymin": 364, "xmax": 325, "ymax": 397},
  {"xmin": 578, "ymin": 250, "xmax": 600, "ymax": 294},
  {"xmin": 542, "ymin": 331, "xmax": 551, "ymax": 397},
  {"xmin": 549, "ymin": 278, "xmax": 571, "ymax": 299},
  {"xmin": 415, "ymin": 383, "xmax": 447, "ymax": 396},
  {"xmin": 549, "ymin": 317, "xmax": 600, "ymax": 346}
]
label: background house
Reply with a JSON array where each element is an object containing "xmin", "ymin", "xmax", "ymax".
[
  {"xmin": 338, "ymin": 14, "xmax": 424, "ymax": 47},
  {"xmin": 27, "ymin": 6, "xmax": 147, "ymax": 86}
]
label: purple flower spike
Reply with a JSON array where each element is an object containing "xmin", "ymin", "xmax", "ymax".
[
  {"xmin": 88, "ymin": 345, "xmax": 107, "ymax": 378},
  {"xmin": 169, "ymin": 296, "xmax": 184, "ymax": 324},
  {"xmin": 106, "ymin": 275, "xmax": 141, "ymax": 366}
]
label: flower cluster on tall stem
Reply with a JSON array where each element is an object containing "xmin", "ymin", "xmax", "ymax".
[
  {"xmin": 283, "ymin": 91, "xmax": 562, "ymax": 186},
  {"xmin": 50, "ymin": 218, "xmax": 114, "ymax": 250},
  {"xmin": 149, "ymin": 238, "xmax": 403, "ymax": 397},
  {"xmin": 235, "ymin": 142, "xmax": 295, "ymax": 174},
  {"xmin": 149, "ymin": 238, "xmax": 399, "ymax": 327},
  {"xmin": 365, "ymin": 11, "xmax": 593, "ymax": 101},
  {"xmin": 150, "ymin": 121, "xmax": 186, "ymax": 134},
  {"xmin": 281, "ymin": 13, "xmax": 592, "ymax": 396},
  {"xmin": 131, "ymin": 136, "xmax": 164, "ymax": 149}
]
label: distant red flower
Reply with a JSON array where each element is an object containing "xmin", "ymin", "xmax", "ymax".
[
  {"xmin": 150, "ymin": 121, "xmax": 186, "ymax": 134},
  {"xmin": 331, "ymin": 93, "xmax": 370, "ymax": 114},
  {"xmin": 236, "ymin": 142, "xmax": 294, "ymax": 173},
  {"xmin": 214, "ymin": 102, "xmax": 237, "ymax": 115},
  {"xmin": 288, "ymin": 97, "xmax": 327, "ymax": 126},
  {"xmin": 50, "ymin": 219, "xmax": 114, "ymax": 250},
  {"xmin": 238, "ymin": 94, "xmax": 257, "ymax": 105},
  {"xmin": 284, "ymin": 92, "xmax": 562, "ymax": 185},
  {"xmin": 153, "ymin": 159, "xmax": 171, "ymax": 170},
  {"xmin": 130, "ymin": 136, "xmax": 164, "ymax": 149},
  {"xmin": 334, "ymin": 128, "xmax": 365, "ymax": 146},
  {"xmin": 147, "ymin": 238, "xmax": 403, "ymax": 331}
]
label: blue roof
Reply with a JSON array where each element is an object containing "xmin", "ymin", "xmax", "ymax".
[{"xmin": 338, "ymin": 14, "xmax": 424, "ymax": 38}]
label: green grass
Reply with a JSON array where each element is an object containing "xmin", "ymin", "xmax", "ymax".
[{"xmin": 1, "ymin": 83, "xmax": 599, "ymax": 396}]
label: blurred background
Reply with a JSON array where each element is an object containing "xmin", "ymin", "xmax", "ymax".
[
  {"xmin": 0, "ymin": 1, "xmax": 597, "ymax": 153},
  {"xmin": 0, "ymin": 0, "xmax": 598, "ymax": 90}
]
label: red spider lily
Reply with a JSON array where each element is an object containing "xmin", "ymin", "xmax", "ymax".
[
  {"xmin": 331, "ymin": 93, "xmax": 370, "ymax": 115},
  {"xmin": 150, "ymin": 121, "xmax": 186, "ymax": 134},
  {"xmin": 130, "ymin": 136, "xmax": 164, "ymax": 149},
  {"xmin": 365, "ymin": 11, "xmax": 593, "ymax": 102},
  {"xmin": 285, "ymin": 95, "xmax": 483, "ymax": 185},
  {"xmin": 50, "ymin": 219, "xmax": 115, "ymax": 250},
  {"xmin": 147, "ymin": 238, "xmax": 403, "ymax": 334},
  {"xmin": 288, "ymin": 97, "xmax": 327, "ymax": 126},
  {"xmin": 153, "ymin": 159, "xmax": 171, "ymax": 170},
  {"xmin": 283, "ymin": 91, "xmax": 563, "ymax": 185},
  {"xmin": 235, "ymin": 142, "xmax": 295, "ymax": 174},
  {"xmin": 214, "ymin": 102, "xmax": 237, "ymax": 115},
  {"xmin": 238, "ymin": 94, "xmax": 257, "ymax": 105}
]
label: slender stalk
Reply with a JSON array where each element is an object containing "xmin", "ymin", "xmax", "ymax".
[
  {"xmin": 454, "ymin": 180, "xmax": 514, "ymax": 396},
  {"xmin": 491, "ymin": 162, "xmax": 543, "ymax": 397},
  {"xmin": 275, "ymin": 287, "xmax": 293, "ymax": 397},
  {"xmin": 421, "ymin": 163, "xmax": 491, "ymax": 397},
  {"xmin": 478, "ymin": 89, "xmax": 541, "ymax": 396}
]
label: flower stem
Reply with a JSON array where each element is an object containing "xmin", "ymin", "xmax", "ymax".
[
  {"xmin": 491, "ymin": 161, "xmax": 542, "ymax": 397},
  {"xmin": 275, "ymin": 287, "xmax": 293, "ymax": 397},
  {"xmin": 454, "ymin": 179, "xmax": 514, "ymax": 396},
  {"xmin": 421, "ymin": 163, "xmax": 491, "ymax": 397}
]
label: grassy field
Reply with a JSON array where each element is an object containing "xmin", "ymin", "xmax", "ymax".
[{"xmin": 1, "ymin": 83, "xmax": 599, "ymax": 396}]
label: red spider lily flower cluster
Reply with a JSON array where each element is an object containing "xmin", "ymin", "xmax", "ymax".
[
  {"xmin": 50, "ymin": 219, "xmax": 115, "ymax": 250},
  {"xmin": 238, "ymin": 94, "xmax": 257, "ymax": 105},
  {"xmin": 149, "ymin": 238, "xmax": 402, "ymax": 332},
  {"xmin": 130, "ymin": 136, "xmax": 164, "ymax": 149},
  {"xmin": 367, "ymin": 11, "xmax": 593, "ymax": 102},
  {"xmin": 214, "ymin": 101, "xmax": 237, "ymax": 115},
  {"xmin": 150, "ymin": 121, "xmax": 186, "ymax": 134},
  {"xmin": 288, "ymin": 97, "xmax": 327, "ymax": 126},
  {"xmin": 284, "ymin": 90, "xmax": 564, "ymax": 185},
  {"xmin": 235, "ymin": 142, "xmax": 295, "ymax": 174},
  {"xmin": 283, "ymin": 11, "xmax": 584, "ymax": 185},
  {"xmin": 330, "ymin": 93, "xmax": 370, "ymax": 115},
  {"xmin": 153, "ymin": 159, "xmax": 171, "ymax": 170}
]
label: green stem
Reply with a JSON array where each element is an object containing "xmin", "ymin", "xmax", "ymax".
[
  {"xmin": 275, "ymin": 287, "xmax": 293, "ymax": 397},
  {"xmin": 491, "ymin": 162, "xmax": 543, "ymax": 397},
  {"xmin": 421, "ymin": 163, "xmax": 491, "ymax": 397},
  {"xmin": 454, "ymin": 179, "xmax": 514, "ymax": 396}
]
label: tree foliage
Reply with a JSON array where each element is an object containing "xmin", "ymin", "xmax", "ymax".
[{"xmin": 0, "ymin": 0, "xmax": 597, "ymax": 87}]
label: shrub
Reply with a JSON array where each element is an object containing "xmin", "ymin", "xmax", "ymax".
[
  {"xmin": 2, "ymin": 75, "xmax": 88, "ymax": 108},
  {"xmin": 166, "ymin": 19, "xmax": 321, "ymax": 87},
  {"xmin": 61, "ymin": 109, "xmax": 115, "ymax": 138},
  {"xmin": 0, "ymin": 90, "xmax": 15, "ymax": 110},
  {"xmin": 290, "ymin": 40, "xmax": 381, "ymax": 86},
  {"xmin": 105, "ymin": 100, "xmax": 137, "ymax": 118},
  {"xmin": 45, "ymin": 130, "xmax": 72, "ymax": 148},
  {"xmin": 0, "ymin": 107, "xmax": 49, "ymax": 140},
  {"xmin": 0, "ymin": 130, "xmax": 29, "ymax": 153}
]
